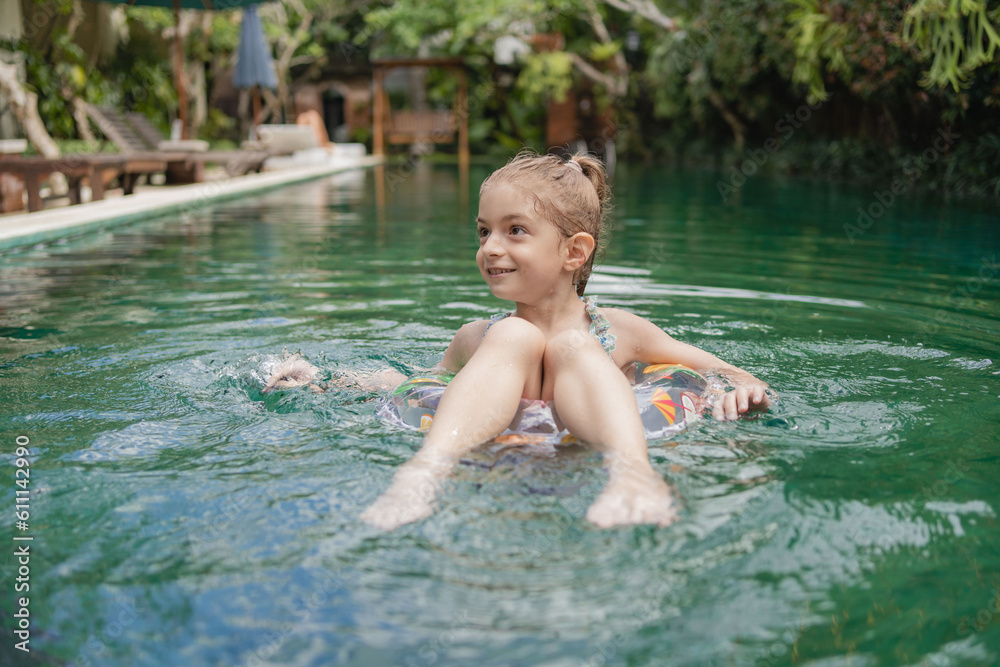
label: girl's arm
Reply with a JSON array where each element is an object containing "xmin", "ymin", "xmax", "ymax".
[
  {"xmin": 436, "ymin": 320, "xmax": 491, "ymax": 373},
  {"xmin": 348, "ymin": 320, "xmax": 491, "ymax": 391},
  {"xmin": 610, "ymin": 309, "xmax": 773, "ymax": 421}
]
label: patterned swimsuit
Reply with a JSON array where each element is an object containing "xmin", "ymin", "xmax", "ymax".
[{"xmin": 482, "ymin": 296, "xmax": 617, "ymax": 357}]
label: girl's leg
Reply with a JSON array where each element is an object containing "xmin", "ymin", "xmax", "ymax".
[
  {"xmin": 544, "ymin": 329, "xmax": 679, "ymax": 527},
  {"xmin": 361, "ymin": 318, "xmax": 546, "ymax": 530}
]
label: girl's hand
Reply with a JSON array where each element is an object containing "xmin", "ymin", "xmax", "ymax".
[{"xmin": 711, "ymin": 374, "xmax": 773, "ymax": 421}]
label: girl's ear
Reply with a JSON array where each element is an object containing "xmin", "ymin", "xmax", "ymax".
[{"xmin": 563, "ymin": 232, "xmax": 596, "ymax": 271}]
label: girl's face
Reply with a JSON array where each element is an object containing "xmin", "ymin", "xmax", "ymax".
[{"xmin": 475, "ymin": 183, "xmax": 572, "ymax": 303}]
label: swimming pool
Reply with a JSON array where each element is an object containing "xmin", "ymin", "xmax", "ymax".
[{"xmin": 1, "ymin": 163, "xmax": 998, "ymax": 666}]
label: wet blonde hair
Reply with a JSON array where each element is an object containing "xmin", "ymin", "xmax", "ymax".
[{"xmin": 480, "ymin": 150, "xmax": 611, "ymax": 297}]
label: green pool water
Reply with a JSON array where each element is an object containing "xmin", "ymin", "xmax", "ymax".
[{"xmin": 1, "ymin": 163, "xmax": 998, "ymax": 667}]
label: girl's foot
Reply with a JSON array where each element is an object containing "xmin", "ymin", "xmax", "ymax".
[
  {"xmin": 585, "ymin": 474, "xmax": 679, "ymax": 528},
  {"xmin": 361, "ymin": 455, "xmax": 454, "ymax": 530},
  {"xmin": 360, "ymin": 487, "xmax": 436, "ymax": 531}
]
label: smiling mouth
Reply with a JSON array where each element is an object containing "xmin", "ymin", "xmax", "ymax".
[{"xmin": 487, "ymin": 268, "xmax": 515, "ymax": 275}]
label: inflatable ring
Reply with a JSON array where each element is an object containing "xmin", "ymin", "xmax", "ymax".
[{"xmin": 377, "ymin": 363, "xmax": 707, "ymax": 445}]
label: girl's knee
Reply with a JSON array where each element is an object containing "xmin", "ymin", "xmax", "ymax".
[{"xmin": 483, "ymin": 317, "xmax": 546, "ymax": 355}]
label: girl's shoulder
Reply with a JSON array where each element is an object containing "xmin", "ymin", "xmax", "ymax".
[
  {"xmin": 594, "ymin": 305, "xmax": 671, "ymax": 352},
  {"xmin": 593, "ymin": 305, "xmax": 648, "ymax": 330}
]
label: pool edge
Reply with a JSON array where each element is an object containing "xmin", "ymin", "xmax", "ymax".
[{"xmin": 0, "ymin": 156, "xmax": 384, "ymax": 252}]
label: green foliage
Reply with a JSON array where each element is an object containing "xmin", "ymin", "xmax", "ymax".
[
  {"xmin": 8, "ymin": 0, "xmax": 998, "ymax": 198},
  {"xmin": 589, "ymin": 40, "xmax": 621, "ymax": 62},
  {"xmin": 785, "ymin": 0, "xmax": 1000, "ymax": 107},
  {"xmin": 51, "ymin": 139, "xmax": 116, "ymax": 155},
  {"xmin": 210, "ymin": 13, "xmax": 242, "ymax": 53},
  {"xmin": 425, "ymin": 69, "xmax": 459, "ymax": 109},
  {"xmin": 644, "ymin": 31, "xmax": 695, "ymax": 120},
  {"xmin": 198, "ymin": 108, "xmax": 236, "ymax": 143},
  {"xmin": 956, "ymin": 131, "xmax": 1000, "ymax": 195},
  {"xmin": 20, "ymin": 44, "xmax": 76, "ymax": 138},
  {"xmin": 361, "ymin": 0, "xmax": 574, "ymax": 54},
  {"xmin": 787, "ymin": 0, "xmax": 852, "ymax": 102},
  {"xmin": 641, "ymin": 0, "xmax": 796, "ymax": 139},
  {"xmin": 468, "ymin": 117, "xmax": 494, "ymax": 144},
  {"xmin": 362, "ymin": 4, "xmax": 450, "ymax": 52},
  {"xmin": 350, "ymin": 126, "xmax": 371, "ymax": 144},
  {"xmin": 101, "ymin": 14, "xmax": 177, "ymax": 132},
  {"xmin": 903, "ymin": 0, "xmax": 1000, "ymax": 91},
  {"xmin": 517, "ymin": 51, "xmax": 575, "ymax": 104},
  {"xmin": 125, "ymin": 6, "xmax": 175, "ymax": 35}
]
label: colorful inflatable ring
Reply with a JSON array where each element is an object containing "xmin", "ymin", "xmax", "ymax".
[{"xmin": 377, "ymin": 363, "xmax": 707, "ymax": 445}]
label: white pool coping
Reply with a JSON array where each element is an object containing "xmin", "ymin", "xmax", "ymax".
[{"xmin": 0, "ymin": 155, "xmax": 383, "ymax": 251}]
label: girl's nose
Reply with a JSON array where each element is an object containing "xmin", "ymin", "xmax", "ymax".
[{"xmin": 482, "ymin": 233, "xmax": 504, "ymax": 256}]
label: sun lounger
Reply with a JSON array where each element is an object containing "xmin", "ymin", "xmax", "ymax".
[
  {"xmin": 86, "ymin": 105, "xmax": 270, "ymax": 183},
  {"xmin": 251, "ymin": 124, "xmax": 320, "ymax": 154},
  {"xmin": 0, "ymin": 154, "xmax": 168, "ymax": 212},
  {"xmin": 86, "ymin": 104, "xmax": 208, "ymax": 154}
]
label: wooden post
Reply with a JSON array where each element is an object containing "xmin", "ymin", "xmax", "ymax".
[
  {"xmin": 252, "ymin": 86, "xmax": 262, "ymax": 128},
  {"xmin": 373, "ymin": 66, "xmax": 385, "ymax": 157},
  {"xmin": 457, "ymin": 66, "xmax": 469, "ymax": 173},
  {"xmin": 173, "ymin": 0, "xmax": 188, "ymax": 140},
  {"xmin": 66, "ymin": 175, "xmax": 82, "ymax": 206},
  {"xmin": 374, "ymin": 163, "xmax": 386, "ymax": 243},
  {"xmin": 89, "ymin": 165, "xmax": 105, "ymax": 202},
  {"xmin": 24, "ymin": 173, "xmax": 41, "ymax": 212}
]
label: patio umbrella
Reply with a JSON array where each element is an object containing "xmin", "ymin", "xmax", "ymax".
[
  {"xmin": 96, "ymin": 0, "xmax": 271, "ymax": 139},
  {"xmin": 232, "ymin": 4, "xmax": 278, "ymax": 129}
]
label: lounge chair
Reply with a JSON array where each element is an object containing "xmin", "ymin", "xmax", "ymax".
[
  {"xmin": 86, "ymin": 105, "xmax": 270, "ymax": 184},
  {"xmin": 294, "ymin": 110, "xmax": 334, "ymax": 150},
  {"xmin": 249, "ymin": 124, "xmax": 320, "ymax": 154},
  {"xmin": 0, "ymin": 135, "xmax": 173, "ymax": 212},
  {"xmin": 0, "ymin": 153, "xmax": 169, "ymax": 212}
]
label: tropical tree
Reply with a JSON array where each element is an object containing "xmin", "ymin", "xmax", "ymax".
[{"xmin": 788, "ymin": 0, "xmax": 1000, "ymax": 105}]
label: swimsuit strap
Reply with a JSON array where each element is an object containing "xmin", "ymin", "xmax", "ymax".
[
  {"xmin": 583, "ymin": 296, "xmax": 617, "ymax": 355},
  {"xmin": 482, "ymin": 297, "xmax": 616, "ymax": 357}
]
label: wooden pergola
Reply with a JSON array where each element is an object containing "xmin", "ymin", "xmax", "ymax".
[{"xmin": 371, "ymin": 57, "xmax": 469, "ymax": 169}]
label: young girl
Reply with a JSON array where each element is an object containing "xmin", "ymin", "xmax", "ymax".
[{"xmin": 361, "ymin": 151, "xmax": 772, "ymax": 531}]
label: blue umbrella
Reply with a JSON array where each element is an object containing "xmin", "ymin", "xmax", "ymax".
[
  {"xmin": 234, "ymin": 5, "xmax": 277, "ymax": 90},
  {"xmin": 233, "ymin": 4, "xmax": 277, "ymax": 127}
]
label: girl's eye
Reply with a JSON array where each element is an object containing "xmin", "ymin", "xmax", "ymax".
[
  {"xmin": 477, "ymin": 228, "xmax": 489, "ymax": 239},
  {"xmin": 510, "ymin": 226, "xmax": 526, "ymax": 235}
]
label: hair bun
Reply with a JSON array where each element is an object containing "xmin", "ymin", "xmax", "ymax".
[{"xmin": 570, "ymin": 153, "xmax": 610, "ymax": 208}]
